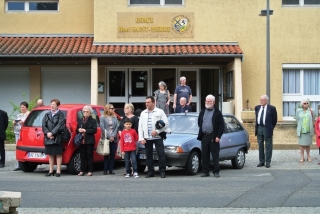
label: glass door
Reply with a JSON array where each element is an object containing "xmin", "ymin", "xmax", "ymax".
[{"xmin": 129, "ymin": 68, "xmax": 150, "ymax": 111}]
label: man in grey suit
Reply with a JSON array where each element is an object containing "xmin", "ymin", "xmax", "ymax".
[
  {"xmin": 255, "ymin": 95, "xmax": 277, "ymax": 168},
  {"xmin": 0, "ymin": 109, "xmax": 9, "ymax": 168}
]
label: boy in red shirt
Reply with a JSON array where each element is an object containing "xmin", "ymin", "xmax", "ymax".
[{"xmin": 120, "ymin": 118, "xmax": 139, "ymax": 178}]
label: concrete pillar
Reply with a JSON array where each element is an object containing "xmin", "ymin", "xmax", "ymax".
[
  {"xmin": 91, "ymin": 58, "xmax": 98, "ymax": 105},
  {"xmin": 234, "ymin": 57, "xmax": 243, "ymax": 121},
  {"xmin": 29, "ymin": 66, "xmax": 41, "ymax": 101}
]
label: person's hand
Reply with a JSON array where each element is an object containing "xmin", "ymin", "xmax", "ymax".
[
  {"xmin": 215, "ymin": 137, "xmax": 220, "ymax": 143},
  {"xmin": 110, "ymin": 136, "xmax": 115, "ymax": 142},
  {"xmin": 18, "ymin": 120, "xmax": 23, "ymax": 125},
  {"xmin": 151, "ymin": 130, "xmax": 158, "ymax": 137},
  {"xmin": 121, "ymin": 152, "xmax": 125, "ymax": 156},
  {"xmin": 47, "ymin": 132, "xmax": 52, "ymax": 138},
  {"xmin": 140, "ymin": 139, "xmax": 146, "ymax": 145},
  {"xmin": 173, "ymin": 104, "xmax": 176, "ymax": 109},
  {"xmin": 118, "ymin": 131, "xmax": 122, "ymax": 136}
]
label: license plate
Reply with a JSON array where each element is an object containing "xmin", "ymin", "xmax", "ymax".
[
  {"xmin": 139, "ymin": 154, "xmax": 158, "ymax": 160},
  {"xmin": 27, "ymin": 152, "xmax": 47, "ymax": 158}
]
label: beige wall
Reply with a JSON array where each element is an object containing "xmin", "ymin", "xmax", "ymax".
[
  {"xmin": 0, "ymin": 0, "xmax": 93, "ymax": 34},
  {"xmin": 2, "ymin": 0, "xmax": 320, "ymax": 120}
]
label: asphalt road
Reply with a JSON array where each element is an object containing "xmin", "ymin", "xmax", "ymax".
[{"xmin": 1, "ymin": 150, "xmax": 320, "ymax": 209}]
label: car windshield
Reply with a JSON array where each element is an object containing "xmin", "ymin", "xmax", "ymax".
[
  {"xmin": 168, "ymin": 115, "xmax": 199, "ymax": 134},
  {"xmin": 24, "ymin": 110, "xmax": 67, "ymax": 127}
]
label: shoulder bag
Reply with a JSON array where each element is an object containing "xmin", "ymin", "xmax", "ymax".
[
  {"xmin": 74, "ymin": 124, "xmax": 83, "ymax": 146},
  {"xmin": 96, "ymin": 130, "xmax": 110, "ymax": 156}
]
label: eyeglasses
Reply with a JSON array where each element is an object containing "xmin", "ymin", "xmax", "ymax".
[
  {"xmin": 109, "ymin": 108, "xmax": 114, "ymax": 110},
  {"xmin": 303, "ymin": 103, "xmax": 308, "ymax": 105},
  {"xmin": 83, "ymin": 111, "xmax": 89, "ymax": 113}
]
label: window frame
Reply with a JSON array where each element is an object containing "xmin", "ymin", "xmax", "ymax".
[
  {"xmin": 128, "ymin": 0, "xmax": 184, "ymax": 7},
  {"xmin": 282, "ymin": 64, "xmax": 320, "ymax": 120},
  {"xmin": 282, "ymin": 0, "xmax": 320, "ymax": 7},
  {"xmin": 6, "ymin": 0, "xmax": 59, "ymax": 12}
]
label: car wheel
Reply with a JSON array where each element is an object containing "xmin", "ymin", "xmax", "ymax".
[
  {"xmin": 185, "ymin": 151, "xmax": 200, "ymax": 175},
  {"xmin": 19, "ymin": 162, "xmax": 38, "ymax": 172},
  {"xmin": 67, "ymin": 150, "xmax": 84, "ymax": 174},
  {"xmin": 231, "ymin": 148, "xmax": 245, "ymax": 169},
  {"xmin": 137, "ymin": 164, "xmax": 146, "ymax": 173}
]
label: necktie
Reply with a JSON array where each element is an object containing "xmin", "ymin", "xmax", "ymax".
[{"xmin": 260, "ymin": 107, "xmax": 264, "ymax": 125}]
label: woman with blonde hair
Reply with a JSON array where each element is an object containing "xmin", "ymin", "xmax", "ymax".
[
  {"xmin": 296, "ymin": 100, "xmax": 314, "ymax": 162},
  {"xmin": 118, "ymin": 103, "xmax": 139, "ymax": 135},
  {"xmin": 100, "ymin": 104, "xmax": 119, "ymax": 175}
]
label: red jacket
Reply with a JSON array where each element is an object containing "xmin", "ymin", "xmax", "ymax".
[
  {"xmin": 120, "ymin": 129, "xmax": 138, "ymax": 152},
  {"xmin": 316, "ymin": 117, "xmax": 320, "ymax": 147}
]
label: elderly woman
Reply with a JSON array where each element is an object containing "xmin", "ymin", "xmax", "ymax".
[
  {"xmin": 42, "ymin": 99, "xmax": 65, "ymax": 177},
  {"xmin": 13, "ymin": 101, "xmax": 30, "ymax": 171},
  {"xmin": 315, "ymin": 116, "xmax": 320, "ymax": 165},
  {"xmin": 77, "ymin": 105, "xmax": 97, "ymax": 176},
  {"xmin": 296, "ymin": 100, "xmax": 314, "ymax": 162},
  {"xmin": 154, "ymin": 81, "xmax": 170, "ymax": 115},
  {"xmin": 100, "ymin": 104, "xmax": 119, "ymax": 175}
]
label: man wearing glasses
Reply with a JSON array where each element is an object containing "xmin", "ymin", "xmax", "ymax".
[{"xmin": 255, "ymin": 95, "xmax": 277, "ymax": 168}]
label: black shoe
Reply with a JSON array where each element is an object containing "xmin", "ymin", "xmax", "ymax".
[
  {"xmin": 145, "ymin": 173, "xmax": 154, "ymax": 178},
  {"xmin": 103, "ymin": 171, "xmax": 108, "ymax": 175},
  {"xmin": 160, "ymin": 172, "xmax": 166, "ymax": 178},
  {"xmin": 257, "ymin": 163, "xmax": 265, "ymax": 167},
  {"xmin": 55, "ymin": 173, "xmax": 61, "ymax": 177},
  {"xmin": 213, "ymin": 172, "xmax": 220, "ymax": 178},
  {"xmin": 266, "ymin": 163, "xmax": 270, "ymax": 168},
  {"xmin": 201, "ymin": 173, "xmax": 210, "ymax": 177},
  {"xmin": 0, "ymin": 163, "xmax": 4, "ymax": 168},
  {"xmin": 109, "ymin": 171, "xmax": 115, "ymax": 175},
  {"xmin": 13, "ymin": 167, "xmax": 21, "ymax": 171},
  {"xmin": 45, "ymin": 172, "xmax": 54, "ymax": 177}
]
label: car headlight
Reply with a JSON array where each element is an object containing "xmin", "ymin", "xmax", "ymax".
[{"xmin": 164, "ymin": 146, "xmax": 184, "ymax": 153}]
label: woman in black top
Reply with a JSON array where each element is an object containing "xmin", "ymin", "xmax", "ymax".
[
  {"xmin": 42, "ymin": 99, "xmax": 65, "ymax": 177},
  {"xmin": 118, "ymin": 103, "xmax": 139, "ymax": 135},
  {"xmin": 77, "ymin": 105, "xmax": 97, "ymax": 176}
]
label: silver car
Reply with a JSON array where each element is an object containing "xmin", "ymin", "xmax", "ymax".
[{"xmin": 137, "ymin": 113, "xmax": 250, "ymax": 175}]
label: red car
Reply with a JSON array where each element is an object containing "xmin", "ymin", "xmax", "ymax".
[{"xmin": 16, "ymin": 104, "xmax": 121, "ymax": 174}]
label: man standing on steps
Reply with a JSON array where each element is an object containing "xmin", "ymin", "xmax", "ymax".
[
  {"xmin": 255, "ymin": 95, "xmax": 277, "ymax": 168},
  {"xmin": 0, "ymin": 108, "xmax": 9, "ymax": 168}
]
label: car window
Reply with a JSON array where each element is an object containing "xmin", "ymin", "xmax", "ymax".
[
  {"xmin": 223, "ymin": 115, "xmax": 244, "ymax": 133},
  {"xmin": 24, "ymin": 110, "xmax": 67, "ymax": 127},
  {"xmin": 168, "ymin": 115, "xmax": 198, "ymax": 134},
  {"xmin": 77, "ymin": 109, "xmax": 100, "ymax": 126}
]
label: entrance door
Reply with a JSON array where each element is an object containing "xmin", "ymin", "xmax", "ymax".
[{"xmin": 106, "ymin": 68, "xmax": 150, "ymax": 113}]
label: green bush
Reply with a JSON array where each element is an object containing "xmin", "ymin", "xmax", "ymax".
[{"xmin": 5, "ymin": 93, "xmax": 40, "ymax": 143}]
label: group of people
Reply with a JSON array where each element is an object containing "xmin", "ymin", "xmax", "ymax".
[{"xmin": 0, "ymin": 86, "xmax": 320, "ymax": 178}]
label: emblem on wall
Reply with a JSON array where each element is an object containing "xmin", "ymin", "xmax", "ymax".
[{"xmin": 172, "ymin": 15, "xmax": 190, "ymax": 34}]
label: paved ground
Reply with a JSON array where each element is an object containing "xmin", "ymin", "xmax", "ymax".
[{"xmin": 1, "ymin": 150, "xmax": 320, "ymax": 214}]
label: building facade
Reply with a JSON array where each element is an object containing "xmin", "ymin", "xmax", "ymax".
[{"xmin": 0, "ymin": 0, "xmax": 319, "ymax": 123}]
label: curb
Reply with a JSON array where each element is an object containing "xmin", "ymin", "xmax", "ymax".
[{"xmin": 4, "ymin": 144, "xmax": 16, "ymax": 151}]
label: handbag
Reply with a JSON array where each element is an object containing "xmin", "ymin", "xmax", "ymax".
[
  {"xmin": 116, "ymin": 140, "xmax": 123, "ymax": 159},
  {"xmin": 96, "ymin": 130, "xmax": 110, "ymax": 156},
  {"xmin": 74, "ymin": 133, "xmax": 83, "ymax": 146},
  {"xmin": 61, "ymin": 126, "xmax": 71, "ymax": 142}
]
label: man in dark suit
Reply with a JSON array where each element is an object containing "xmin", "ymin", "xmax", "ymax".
[
  {"xmin": 175, "ymin": 97, "xmax": 192, "ymax": 113},
  {"xmin": 255, "ymin": 95, "xmax": 277, "ymax": 168},
  {"xmin": 197, "ymin": 94, "xmax": 224, "ymax": 178},
  {"xmin": 0, "ymin": 109, "xmax": 9, "ymax": 168}
]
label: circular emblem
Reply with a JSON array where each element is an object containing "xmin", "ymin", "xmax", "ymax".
[{"xmin": 172, "ymin": 15, "xmax": 190, "ymax": 34}]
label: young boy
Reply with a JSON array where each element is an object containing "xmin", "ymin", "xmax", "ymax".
[{"xmin": 120, "ymin": 118, "xmax": 139, "ymax": 178}]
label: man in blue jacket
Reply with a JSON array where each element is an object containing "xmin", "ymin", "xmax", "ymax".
[{"xmin": 255, "ymin": 95, "xmax": 277, "ymax": 168}]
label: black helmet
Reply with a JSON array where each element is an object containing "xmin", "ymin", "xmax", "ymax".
[{"xmin": 155, "ymin": 120, "xmax": 165, "ymax": 129}]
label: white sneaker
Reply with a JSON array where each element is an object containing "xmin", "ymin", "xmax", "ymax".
[
  {"xmin": 125, "ymin": 174, "xmax": 130, "ymax": 178},
  {"xmin": 133, "ymin": 172, "xmax": 139, "ymax": 178}
]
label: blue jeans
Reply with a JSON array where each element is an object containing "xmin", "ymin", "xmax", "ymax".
[
  {"xmin": 124, "ymin": 150, "xmax": 138, "ymax": 174},
  {"xmin": 103, "ymin": 141, "xmax": 117, "ymax": 172}
]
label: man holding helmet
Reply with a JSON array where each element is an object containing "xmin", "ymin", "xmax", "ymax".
[{"xmin": 138, "ymin": 96, "xmax": 170, "ymax": 178}]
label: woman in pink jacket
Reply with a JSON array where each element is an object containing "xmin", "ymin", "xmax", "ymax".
[{"xmin": 315, "ymin": 116, "xmax": 320, "ymax": 165}]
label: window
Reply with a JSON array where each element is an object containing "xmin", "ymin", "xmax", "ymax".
[
  {"xmin": 6, "ymin": 1, "xmax": 59, "ymax": 12},
  {"xmin": 223, "ymin": 116, "xmax": 244, "ymax": 133},
  {"xmin": 129, "ymin": 0, "xmax": 183, "ymax": 6},
  {"xmin": 282, "ymin": 65, "xmax": 320, "ymax": 119},
  {"xmin": 282, "ymin": 0, "xmax": 320, "ymax": 6},
  {"xmin": 226, "ymin": 71, "xmax": 233, "ymax": 98}
]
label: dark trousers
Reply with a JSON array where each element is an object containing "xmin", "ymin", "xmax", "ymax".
[
  {"xmin": 104, "ymin": 141, "xmax": 117, "ymax": 172},
  {"xmin": 145, "ymin": 138, "xmax": 166, "ymax": 174},
  {"xmin": 124, "ymin": 150, "xmax": 138, "ymax": 174},
  {"xmin": 257, "ymin": 126, "xmax": 273, "ymax": 164},
  {"xmin": 0, "ymin": 138, "xmax": 5, "ymax": 165},
  {"xmin": 79, "ymin": 144, "xmax": 94, "ymax": 173},
  {"xmin": 201, "ymin": 135, "xmax": 220, "ymax": 174}
]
